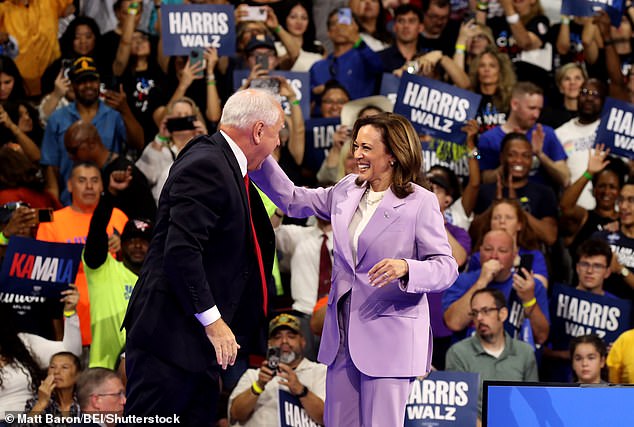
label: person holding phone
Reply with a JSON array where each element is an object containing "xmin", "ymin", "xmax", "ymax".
[
  {"xmin": 250, "ymin": 112, "xmax": 458, "ymax": 426},
  {"xmin": 443, "ymin": 229, "xmax": 550, "ymax": 346},
  {"xmin": 228, "ymin": 313, "xmax": 326, "ymax": 426},
  {"xmin": 135, "ymin": 97, "xmax": 207, "ymax": 204}
]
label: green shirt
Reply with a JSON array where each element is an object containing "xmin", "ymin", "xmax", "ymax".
[
  {"xmin": 83, "ymin": 253, "xmax": 137, "ymax": 369},
  {"xmin": 445, "ymin": 332, "xmax": 538, "ymax": 414}
]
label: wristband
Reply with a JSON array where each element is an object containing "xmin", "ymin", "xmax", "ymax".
[
  {"xmin": 291, "ymin": 99, "xmax": 300, "ymax": 105},
  {"xmin": 506, "ymin": 13, "xmax": 520, "ymax": 25},
  {"xmin": 583, "ymin": 171, "xmax": 593, "ymax": 180},
  {"xmin": 0, "ymin": 231, "xmax": 9, "ymax": 245},
  {"xmin": 155, "ymin": 134, "xmax": 169, "ymax": 143},
  {"xmin": 353, "ymin": 38, "xmax": 362, "ymax": 49},
  {"xmin": 476, "ymin": 1, "xmax": 489, "ymax": 11},
  {"xmin": 561, "ymin": 16, "xmax": 570, "ymax": 25},
  {"xmin": 207, "ymin": 80, "xmax": 217, "ymax": 86},
  {"xmin": 63, "ymin": 310, "xmax": 76, "ymax": 318},
  {"xmin": 455, "ymin": 43, "xmax": 466, "ymax": 52},
  {"xmin": 522, "ymin": 298, "xmax": 537, "ymax": 309},
  {"xmin": 251, "ymin": 381, "xmax": 264, "ymax": 395},
  {"xmin": 295, "ymin": 385, "xmax": 309, "ymax": 398},
  {"xmin": 273, "ymin": 25, "xmax": 281, "ymax": 34}
]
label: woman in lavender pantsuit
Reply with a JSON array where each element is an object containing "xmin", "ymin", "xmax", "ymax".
[{"xmin": 251, "ymin": 112, "xmax": 458, "ymax": 426}]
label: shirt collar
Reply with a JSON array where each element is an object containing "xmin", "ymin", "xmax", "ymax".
[{"xmin": 220, "ymin": 130, "xmax": 248, "ymax": 178}]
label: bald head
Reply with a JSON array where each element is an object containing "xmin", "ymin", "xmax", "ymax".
[
  {"xmin": 480, "ymin": 229, "xmax": 516, "ymax": 280},
  {"xmin": 64, "ymin": 121, "xmax": 103, "ymax": 162}
]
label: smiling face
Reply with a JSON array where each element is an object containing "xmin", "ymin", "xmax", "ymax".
[
  {"xmin": 559, "ymin": 67, "xmax": 585, "ymax": 100},
  {"xmin": 618, "ymin": 184, "xmax": 634, "ymax": 226},
  {"xmin": 572, "ymin": 343, "xmax": 605, "ymax": 384},
  {"xmin": 593, "ymin": 170, "xmax": 620, "ymax": 211},
  {"xmin": 353, "ymin": 124, "xmax": 394, "ymax": 191},
  {"xmin": 321, "ymin": 88, "xmax": 349, "ymax": 118},
  {"xmin": 502, "ymin": 138, "xmax": 532, "ymax": 181},
  {"xmin": 74, "ymin": 24, "xmax": 96, "ymax": 56}
]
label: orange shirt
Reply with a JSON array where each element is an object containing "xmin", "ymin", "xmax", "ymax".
[{"xmin": 36, "ymin": 206, "xmax": 128, "ymax": 346}]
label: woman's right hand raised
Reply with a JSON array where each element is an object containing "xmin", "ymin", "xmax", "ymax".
[{"xmin": 587, "ymin": 143, "xmax": 611, "ymax": 175}]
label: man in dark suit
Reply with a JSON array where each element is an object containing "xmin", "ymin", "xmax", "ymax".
[{"xmin": 123, "ymin": 89, "xmax": 285, "ymax": 425}]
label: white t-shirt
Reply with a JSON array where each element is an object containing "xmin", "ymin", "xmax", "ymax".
[{"xmin": 555, "ymin": 118, "xmax": 599, "ymax": 210}]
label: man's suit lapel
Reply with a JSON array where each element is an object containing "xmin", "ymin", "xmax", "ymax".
[{"xmin": 356, "ymin": 190, "xmax": 405, "ymax": 267}]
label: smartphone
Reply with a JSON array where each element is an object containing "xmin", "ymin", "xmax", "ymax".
[
  {"xmin": 255, "ymin": 53, "xmax": 269, "ymax": 71},
  {"xmin": 61, "ymin": 59, "xmax": 72, "ymax": 79},
  {"xmin": 166, "ymin": 115, "xmax": 197, "ymax": 132},
  {"xmin": 517, "ymin": 254, "xmax": 534, "ymax": 279},
  {"xmin": 337, "ymin": 8, "xmax": 352, "ymax": 25},
  {"xmin": 251, "ymin": 77, "xmax": 280, "ymax": 94},
  {"xmin": 105, "ymin": 75, "xmax": 121, "ymax": 92},
  {"xmin": 267, "ymin": 346, "xmax": 281, "ymax": 372},
  {"xmin": 244, "ymin": 6, "xmax": 267, "ymax": 22},
  {"xmin": 38, "ymin": 208, "xmax": 53, "ymax": 223},
  {"xmin": 189, "ymin": 48, "xmax": 205, "ymax": 78}
]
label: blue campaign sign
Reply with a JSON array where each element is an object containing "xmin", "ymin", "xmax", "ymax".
[
  {"xmin": 0, "ymin": 237, "xmax": 83, "ymax": 298},
  {"xmin": 161, "ymin": 4, "xmax": 235, "ymax": 56},
  {"xmin": 380, "ymin": 72, "xmax": 401, "ymax": 105},
  {"xmin": 561, "ymin": 0, "xmax": 624, "ymax": 27},
  {"xmin": 549, "ymin": 283, "xmax": 632, "ymax": 348},
  {"xmin": 278, "ymin": 390, "xmax": 323, "ymax": 427},
  {"xmin": 232, "ymin": 70, "xmax": 310, "ymax": 119},
  {"xmin": 406, "ymin": 371, "xmax": 479, "ymax": 427},
  {"xmin": 596, "ymin": 97, "xmax": 634, "ymax": 159},
  {"xmin": 394, "ymin": 74, "xmax": 481, "ymax": 145},
  {"xmin": 303, "ymin": 117, "xmax": 340, "ymax": 173}
]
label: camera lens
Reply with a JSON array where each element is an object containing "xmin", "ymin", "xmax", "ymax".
[{"xmin": 191, "ymin": 51, "xmax": 199, "ymax": 58}]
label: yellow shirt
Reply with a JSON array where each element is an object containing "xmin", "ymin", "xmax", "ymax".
[
  {"xmin": 607, "ymin": 329, "xmax": 634, "ymax": 384},
  {"xmin": 0, "ymin": 0, "xmax": 73, "ymax": 96}
]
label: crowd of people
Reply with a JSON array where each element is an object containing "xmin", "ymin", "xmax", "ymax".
[{"xmin": 1, "ymin": 0, "xmax": 634, "ymax": 426}]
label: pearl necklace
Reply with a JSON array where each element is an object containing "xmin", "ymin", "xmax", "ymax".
[{"xmin": 365, "ymin": 188, "xmax": 386, "ymax": 206}]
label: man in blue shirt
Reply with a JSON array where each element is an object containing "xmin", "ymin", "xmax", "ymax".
[
  {"xmin": 478, "ymin": 82, "xmax": 569, "ymax": 189},
  {"xmin": 41, "ymin": 56, "xmax": 143, "ymax": 206},
  {"xmin": 309, "ymin": 9, "xmax": 383, "ymax": 109},
  {"xmin": 443, "ymin": 229, "xmax": 550, "ymax": 346}
]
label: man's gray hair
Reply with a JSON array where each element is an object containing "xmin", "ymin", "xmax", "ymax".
[
  {"xmin": 220, "ymin": 89, "xmax": 282, "ymax": 129},
  {"xmin": 76, "ymin": 367, "xmax": 120, "ymax": 408}
]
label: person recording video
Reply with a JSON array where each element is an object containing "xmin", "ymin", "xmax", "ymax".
[{"xmin": 228, "ymin": 313, "xmax": 327, "ymax": 426}]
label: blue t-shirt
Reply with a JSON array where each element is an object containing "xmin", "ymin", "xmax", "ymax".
[
  {"xmin": 41, "ymin": 101, "xmax": 127, "ymax": 205},
  {"xmin": 442, "ymin": 269, "xmax": 550, "ymax": 340},
  {"xmin": 477, "ymin": 124, "xmax": 567, "ymax": 186}
]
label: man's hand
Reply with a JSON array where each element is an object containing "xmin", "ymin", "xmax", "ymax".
[
  {"xmin": 3, "ymin": 206, "xmax": 37, "ymax": 238},
  {"xmin": 205, "ymin": 318, "xmax": 240, "ymax": 369},
  {"xmin": 109, "ymin": 166, "xmax": 133, "ymax": 195},
  {"xmin": 531, "ymin": 124, "xmax": 544, "ymax": 156},
  {"xmin": 479, "ymin": 259, "xmax": 502, "ymax": 284},
  {"xmin": 61, "ymin": 284, "xmax": 79, "ymax": 312},
  {"xmin": 104, "ymin": 84, "xmax": 129, "ymax": 112},
  {"xmin": 256, "ymin": 359, "xmax": 276, "ymax": 390},
  {"xmin": 512, "ymin": 268, "xmax": 536, "ymax": 302},
  {"xmin": 277, "ymin": 363, "xmax": 304, "ymax": 395}
]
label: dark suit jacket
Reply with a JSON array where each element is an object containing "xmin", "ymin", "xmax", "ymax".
[{"xmin": 123, "ymin": 132, "xmax": 274, "ymax": 372}]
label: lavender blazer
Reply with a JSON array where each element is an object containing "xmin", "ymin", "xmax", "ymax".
[{"xmin": 251, "ymin": 157, "xmax": 458, "ymax": 377}]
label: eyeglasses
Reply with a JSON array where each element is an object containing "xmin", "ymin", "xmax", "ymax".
[
  {"xmin": 617, "ymin": 196, "xmax": 634, "ymax": 205},
  {"xmin": 580, "ymin": 88, "xmax": 601, "ymax": 98},
  {"xmin": 95, "ymin": 390, "xmax": 125, "ymax": 399},
  {"xmin": 468, "ymin": 307, "xmax": 500, "ymax": 318},
  {"xmin": 578, "ymin": 261, "xmax": 607, "ymax": 271}
]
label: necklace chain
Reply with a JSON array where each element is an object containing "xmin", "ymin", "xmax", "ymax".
[{"xmin": 365, "ymin": 188, "xmax": 384, "ymax": 206}]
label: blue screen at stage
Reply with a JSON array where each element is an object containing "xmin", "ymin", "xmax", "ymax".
[{"xmin": 483, "ymin": 381, "xmax": 634, "ymax": 427}]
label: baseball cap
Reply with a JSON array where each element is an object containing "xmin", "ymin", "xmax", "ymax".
[
  {"xmin": 268, "ymin": 313, "xmax": 301, "ymax": 337},
  {"xmin": 245, "ymin": 34, "xmax": 276, "ymax": 53},
  {"xmin": 69, "ymin": 56, "xmax": 100, "ymax": 83},
  {"xmin": 120, "ymin": 219, "xmax": 153, "ymax": 243}
]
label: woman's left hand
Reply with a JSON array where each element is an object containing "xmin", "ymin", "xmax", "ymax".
[
  {"xmin": 61, "ymin": 284, "xmax": 79, "ymax": 312},
  {"xmin": 369, "ymin": 258, "xmax": 409, "ymax": 288},
  {"xmin": 512, "ymin": 268, "xmax": 536, "ymax": 302}
]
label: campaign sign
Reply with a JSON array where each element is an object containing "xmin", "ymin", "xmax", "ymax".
[
  {"xmin": 596, "ymin": 97, "xmax": 634, "ymax": 159},
  {"xmin": 380, "ymin": 72, "xmax": 401, "ymax": 105},
  {"xmin": 394, "ymin": 74, "xmax": 481, "ymax": 145},
  {"xmin": 232, "ymin": 70, "xmax": 310, "ymax": 119},
  {"xmin": 561, "ymin": 0, "xmax": 624, "ymax": 27},
  {"xmin": 0, "ymin": 237, "xmax": 83, "ymax": 298},
  {"xmin": 161, "ymin": 4, "xmax": 235, "ymax": 56},
  {"xmin": 278, "ymin": 390, "xmax": 323, "ymax": 427},
  {"xmin": 303, "ymin": 117, "xmax": 340, "ymax": 173},
  {"xmin": 549, "ymin": 283, "xmax": 632, "ymax": 347},
  {"xmin": 405, "ymin": 371, "xmax": 479, "ymax": 427}
]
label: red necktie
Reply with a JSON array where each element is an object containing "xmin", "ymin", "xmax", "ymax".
[
  {"xmin": 244, "ymin": 174, "xmax": 268, "ymax": 316},
  {"xmin": 318, "ymin": 233, "xmax": 332, "ymax": 299}
]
